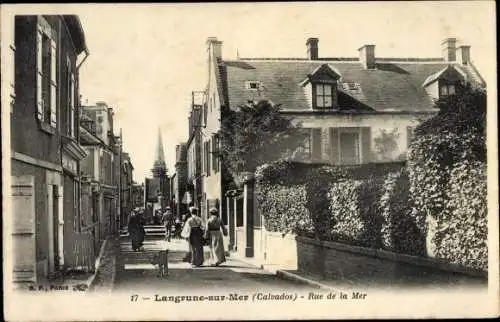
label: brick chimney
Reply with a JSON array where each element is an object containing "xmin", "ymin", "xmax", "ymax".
[
  {"xmin": 206, "ymin": 37, "xmax": 222, "ymax": 60},
  {"xmin": 456, "ymin": 45, "xmax": 471, "ymax": 65},
  {"xmin": 441, "ymin": 37, "xmax": 457, "ymax": 62},
  {"xmin": 306, "ymin": 38, "xmax": 319, "ymax": 60},
  {"xmin": 359, "ymin": 44, "xmax": 376, "ymax": 69}
]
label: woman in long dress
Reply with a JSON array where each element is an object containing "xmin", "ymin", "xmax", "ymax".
[
  {"xmin": 207, "ymin": 208, "xmax": 227, "ymax": 266},
  {"xmin": 128, "ymin": 209, "xmax": 144, "ymax": 251},
  {"xmin": 181, "ymin": 207, "xmax": 204, "ymax": 267}
]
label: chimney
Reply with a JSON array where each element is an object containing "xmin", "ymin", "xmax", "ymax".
[
  {"xmin": 441, "ymin": 37, "xmax": 457, "ymax": 62},
  {"xmin": 456, "ymin": 45, "xmax": 471, "ymax": 65},
  {"xmin": 358, "ymin": 45, "xmax": 376, "ymax": 69},
  {"xmin": 206, "ymin": 37, "xmax": 222, "ymax": 60},
  {"xmin": 306, "ymin": 38, "xmax": 319, "ymax": 60}
]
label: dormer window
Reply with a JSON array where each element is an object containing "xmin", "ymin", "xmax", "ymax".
[
  {"xmin": 245, "ymin": 81, "xmax": 261, "ymax": 90},
  {"xmin": 315, "ymin": 83, "xmax": 333, "ymax": 108}
]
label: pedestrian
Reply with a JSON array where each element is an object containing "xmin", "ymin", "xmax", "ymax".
[
  {"xmin": 181, "ymin": 207, "xmax": 204, "ymax": 267},
  {"xmin": 181, "ymin": 211, "xmax": 192, "ymax": 262},
  {"xmin": 206, "ymin": 208, "xmax": 227, "ymax": 266},
  {"xmin": 128, "ymin": 208, "xmax": 145, "ymax": 251},
  {"xmin": 162, "ymin": 206, "xmax": 174, "ymax": 242}
]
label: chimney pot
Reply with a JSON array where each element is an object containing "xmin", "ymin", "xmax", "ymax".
[
  {"xmin": 441, "ymin": 37, "xmax": 457, "ymax": 62},
  {"xmin": 358, "ymin": 44, "xmax": 376, "ymax": 69},
  {"xmin": 306, "ymin": 38, "xmax": 319, "ymax": 60}
]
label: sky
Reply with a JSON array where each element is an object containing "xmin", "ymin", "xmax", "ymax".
[{"xmin": 3, "ymin": 2, "xmax": 496, "ymax": 182}]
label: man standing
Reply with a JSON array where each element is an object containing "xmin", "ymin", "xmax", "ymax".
[{"xmin": 162, "ymin": 206, "xmax": 174, "ymax": 242}]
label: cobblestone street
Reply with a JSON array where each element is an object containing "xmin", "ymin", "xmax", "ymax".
[{"xmin": 114, "ymin": 234, "xmax": 312, "ymax": 292}]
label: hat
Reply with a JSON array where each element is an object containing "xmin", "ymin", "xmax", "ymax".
[
  {"xmin": 165, "ymin": 206, "xmax": 171, "ymax": 210},
  {"xmin": 209, "ymin": 207, "xmax": 218, "ymax": 214},
  {"xmin": 189, "ymin": 206, "xmax": 198, "ymax": 214}
]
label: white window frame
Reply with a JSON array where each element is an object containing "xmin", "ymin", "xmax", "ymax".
[
  {"xmin": 315, "ymin": 83, "xmax": 333, "ymax": 108},
  {"xmin": 439, "ymin": 84, "xmax": 456, "ymax": 97}
]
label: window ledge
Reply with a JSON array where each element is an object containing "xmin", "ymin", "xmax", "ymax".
[{"xmin": 39, "ymin": 121, "xmax": 56, "ymax": 135}]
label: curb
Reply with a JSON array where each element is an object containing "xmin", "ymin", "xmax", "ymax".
[
  {"xmin": 276, "ymin": 270, "xmax": 336, "ymax": 290},
  {"xmin": 86, "ymin": 238, "xmax": 111, "ymax": 292}
]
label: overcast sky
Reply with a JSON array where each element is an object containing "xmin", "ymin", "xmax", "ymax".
[{"xmin": 3, "ymin": 2, "xmax": 496, "ymax": 182}]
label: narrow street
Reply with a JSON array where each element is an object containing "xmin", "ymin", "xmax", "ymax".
[{"xmin": 114, "ymin": 226, "xmax": 312, "ymax": 292}]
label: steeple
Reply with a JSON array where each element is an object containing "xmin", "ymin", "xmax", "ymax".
[{"xmin": 152, "ymin": 128, "xmax": 167, "ymax": 178}]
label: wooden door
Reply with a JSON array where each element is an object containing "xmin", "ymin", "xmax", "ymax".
[{"xmin": 12, "ymin": 175, "xmax": 37, "ymax": 284}]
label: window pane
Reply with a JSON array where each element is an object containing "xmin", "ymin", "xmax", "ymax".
[
  {"xmin": 316, "ymin": 84, "xmax": 324, "ymax": 95},
  {"xmin": 448, "ymin": 85, "xmax": 455, "ymax": 95},
  {"xmin": 316, "ymin": 97, "xmax": 324, "ymax": 107},
  {"xmin": 324, "ymin": 96, "xmax": 332, "ymax": 107},
  {"xmin": 324, "ymin": 84, "xmax": 332, "ymax": 93},
  {"xmin": 440, "ymin": 85, "xmax": 448, "ymax": 96}
]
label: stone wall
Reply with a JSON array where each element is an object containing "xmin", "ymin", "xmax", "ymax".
[{"xmin": 296, "ymin": 236, "xmax": 486, "ymax": 288}]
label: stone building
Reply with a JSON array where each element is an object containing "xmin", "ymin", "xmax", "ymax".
[
  {"xmin": 200, "ymin": 36, "xmax": 486, "ymax": 261},
  {"xmin": 9, "ymin": 15, "xmax": 91, "ymax": 284}
]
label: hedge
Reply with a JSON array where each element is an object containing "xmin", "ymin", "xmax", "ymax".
[
  {"xmin": 328, "ymin": 177, "xmax": 384, "ymax": 248},
  {"xmin": 433, "ymin": 160, "xmax": 488, "ymax": 270},
  {"xmin": 379, "ymin": 169, "xmax": 426, "ymax": 256}
]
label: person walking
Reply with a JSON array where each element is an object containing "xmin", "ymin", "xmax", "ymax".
[
  {"xmin": 128, "ymin": 208, "xmax": 145, "ymax": 251},
  {"xmin": 181, "ymin": 211, "xmax": 192, "ymax": 262},
  {"xmin": 162, "ymin": 206, "xmax": 174, "ymax": 242},
  {"xmin": 206, "ymin": 208, "xmax": 227, "ymax": 266},
  {"xmin": 181, "ymin": 207, "xmax": 204, "ymax": 267}
]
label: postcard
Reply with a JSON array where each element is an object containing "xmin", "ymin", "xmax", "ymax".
[{"xmin": 2, "ymin": 2, "xmax": 498, "ymax": 320}]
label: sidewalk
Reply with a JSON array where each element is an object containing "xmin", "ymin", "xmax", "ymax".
[
  {"xmin": 227, "ymin": 250, "xmax": 336, "ymax": 290},
  {"xmin": 87, "ymin": 236, "xmax": 120, "ymax": 292}
]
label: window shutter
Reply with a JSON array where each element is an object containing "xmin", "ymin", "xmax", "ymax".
[
  {"xmin": 12, "ymin": 175, "xmax": 37, "ymax": 284},
  {"xmin": 361, "ymin": 127, "xmax": 371, "ymax": 163},
  {"xmin": 321, "ymin": 128, "xmax": 331, "ymax": 162},
  {"xmin": 311, "ymin": 128, "xmax": 322, "ymax": 162},
  {"xmin": 36, "ymin": 26, "xmax": 44, "ymax": 121},
  {"xmin": 70, "ymin": 74, "xmax": 75, "ymax": 137},
  {"xmin": 406, "ymin": 126, "xmax": 414, "ymax": 149},
  {"xmin": 50, "ymin": 39, "xmax": 57, "ymax": 127},
  {"xmin": 330, "ymin": 128, "xmax": 339, "ymax": 165}
]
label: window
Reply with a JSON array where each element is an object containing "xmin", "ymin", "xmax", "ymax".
[
  {"xmin": 36, "ymin": 19, "xmax": 57, "ymax": 127},
  {"xmin": 73, "ymin": 180, "xmax": 80, "ymax": 232},
  {"xmin": 212, "ymin": 134, "xmax": 219, "ymax": 172},
  {"xmin": 440, "ymin": 84, "xmax": 456, "ymax": 97},
  {"xmin": 66, "ymin": 57, "xmax": 75, "ymax": 137},
  {"xmin": 205, "ymin": 140, "xmax": 211, "ymax": 176},
  {"xmin": 339, "ymin": 131, "xmax": 360, "ymax": 165},
  {"xmin": 203, "ymin": 103, "xmax": 208, "ymax": 127},
  {"xmin": 246, "ymin": 81, "xmax": 261, "ymax": 90},
  {"xmin": 315, "ymin": 83, "xmax": 333, "ymax": 108}
]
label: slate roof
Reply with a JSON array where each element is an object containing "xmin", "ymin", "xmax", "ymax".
[{"xmin": 220, "ymin": 58, "xmax": 484, "ymax": 113}]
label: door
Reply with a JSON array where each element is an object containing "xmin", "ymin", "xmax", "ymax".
[
  {"xmin": 12, "ymin": 175, "xmax": 37, "ymax": 284},
  {"xmin": 52, "ymin": 185, "xmax": 60, "ymax": 271},
  {"xmin": 57, "ymin": 185, "xmax": 64, "ymax": 268}
]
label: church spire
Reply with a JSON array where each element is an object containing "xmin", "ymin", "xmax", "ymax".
[{"xmin": 152, "ymin": 127, "xmax": 167, "ymax": 178}]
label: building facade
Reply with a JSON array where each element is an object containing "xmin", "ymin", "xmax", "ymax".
[
  {"xmin": 200, "ymin": 36, "xmax": 486, "ymax": 260},
  {"xmin": 120, "ymin": 152, "xmax": 134, "ymax": 228},
  {"xmin": 10, "ymin": 15, "xmax": 91, "ymax": 283},
  {"xmin": 80, "ymin": 102, "xmax": 120, "ymax": 240},
  {"xmin": 172, "ymin": 143, "xmax": 188, "ymax": 218}
]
